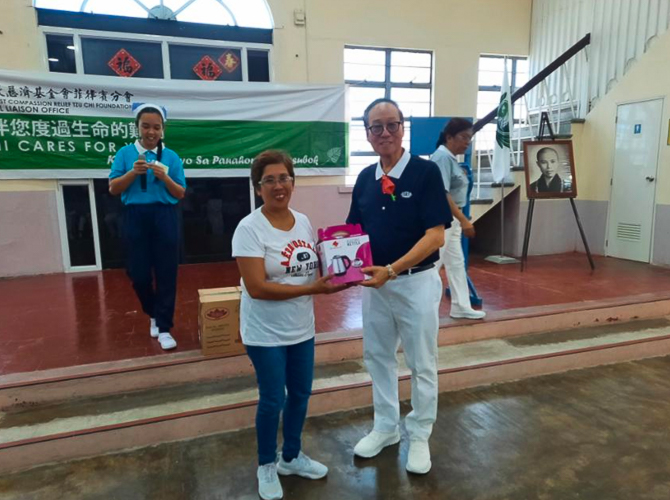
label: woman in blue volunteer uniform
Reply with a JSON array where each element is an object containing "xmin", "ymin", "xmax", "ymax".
[
  {"xmin": 109, "ymin": 103, "xmax": 186, "ymax": 350},
  {"xmin": 431, "ymin": 118, "xmax": 486, "ymax": 320}
]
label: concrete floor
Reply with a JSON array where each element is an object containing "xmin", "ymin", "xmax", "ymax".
[{"xmin": 3, "ymin": 356, "xmax": 670, "ymax": 499}]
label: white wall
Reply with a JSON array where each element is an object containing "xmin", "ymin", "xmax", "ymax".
[
  {"xmin": 529, "ymin": 0, "xmax": 670, "ymax": 115},
  {"xmin": 268, "ymin": 0, "xmax": 532, "ymax": 117}
]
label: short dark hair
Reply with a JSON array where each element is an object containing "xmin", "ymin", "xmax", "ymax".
[
  {"xmin": 363, "ymin": 98, "xmax": 404, "ymax": 128},
  {"xmin": 251, "ymin": 150, "xmax": 295, "ymax": 188},
  {"xmin": 436, "ymin": 118, "xmax": 473, "ymax": 148}
]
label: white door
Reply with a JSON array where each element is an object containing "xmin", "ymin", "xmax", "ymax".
[
  {"xmin": 55, "ymin": 180, "xmax": 102, "ymax": 272},
  {"xmin": 607, "ymin": 99, "xmax": 662, "ymax": 262}
]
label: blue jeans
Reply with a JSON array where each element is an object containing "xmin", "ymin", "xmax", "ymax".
[{"xmin": 246, "ymin": 337, "xmax": 315, "ymax": 466}]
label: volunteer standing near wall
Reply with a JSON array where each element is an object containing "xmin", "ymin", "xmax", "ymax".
[
  {"xmin": 232, "ymin": 150, "xmax": 346, "ymax": 500},
  {"xmin": 431, "ymin": 118, "xmax": 486, "ymax": 320},
  {"xmin": 347, "ymin": 98, "xmax": 452, "ymax": 475},
  {"xmin": 109, "ymin": 103, "xmax": 186, "ymax": 350}
]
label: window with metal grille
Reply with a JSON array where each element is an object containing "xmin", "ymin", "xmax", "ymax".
[{"xmin": 344, "ymin": 46, "xmax": 433, "ymax": 183}]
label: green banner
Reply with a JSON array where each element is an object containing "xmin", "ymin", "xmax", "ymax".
[{"xmin": 0, "ymin": 114, "xmax": 348, "ymax": 170}]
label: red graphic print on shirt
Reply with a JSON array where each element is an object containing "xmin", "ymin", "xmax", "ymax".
[{"xmin": 280, "ymin": 239, "xmax": 318, "ymax": 276}]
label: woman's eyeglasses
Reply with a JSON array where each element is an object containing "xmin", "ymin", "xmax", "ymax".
[
  {"xmin": 367, "ymin": 121, "xmax": 403, "ymax": 136},
  {"xmin": 259, "ymin": 175, "xmax": 293, "ymax": 187}
]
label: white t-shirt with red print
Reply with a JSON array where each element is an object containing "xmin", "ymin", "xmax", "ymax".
[{"xmin": 232, "ymin": 207, "xmax": 319, "ymax": 346}]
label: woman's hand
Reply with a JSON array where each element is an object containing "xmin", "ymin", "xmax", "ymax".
[
  {"xmin": 150, "ymin": 163, "xmax": 169, "ymax": 182},
  {"xmin": 462, "ymin": 220, "xmax": 476, "ymax": 238},
  {"xmin": 310, "ymin": 275, "xmax": 350, "ymax": 295},
  {"xmin": 132, "ymin": 159, "xmax": 149, "ymax": 175}
]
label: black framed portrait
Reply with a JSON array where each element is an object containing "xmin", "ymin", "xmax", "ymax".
[{"xmin": 523, "ymin": 140, "xmax": 577, "ymax": 199}]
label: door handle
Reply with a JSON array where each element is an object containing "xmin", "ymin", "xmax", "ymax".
[{"xmin": 646, "ymin": 176, "xmax": 655, "ymax": 182}]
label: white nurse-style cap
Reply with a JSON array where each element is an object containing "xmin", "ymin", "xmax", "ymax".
[{"xmin": 132, "ymin": 102, "xmax": 168, "ymax": 122}]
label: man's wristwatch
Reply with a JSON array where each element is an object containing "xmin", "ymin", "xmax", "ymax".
[{"xmin": 386, "ymin": 264, "xmax": 398, "ymax": 280}]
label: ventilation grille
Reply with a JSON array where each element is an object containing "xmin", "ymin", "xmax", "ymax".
[{"xmin": 617, "ymin": 223, "xmax": 642, "ymax": 241}]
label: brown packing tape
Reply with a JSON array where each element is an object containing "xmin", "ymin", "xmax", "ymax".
[{"xmin": 198, "ymin": 286, "xmax": 241, "ymax": 297}]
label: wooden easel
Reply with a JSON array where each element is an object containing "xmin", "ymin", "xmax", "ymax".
[{"xmin": 521, "ymin": 112, "xmax": 595, "ymax": 271}]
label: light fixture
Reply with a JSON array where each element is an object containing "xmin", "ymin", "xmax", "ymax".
[
  {"xmin": 67, "ymin": 45, "xmax": 75, "ymax": 50},
  {"xmin": 48, "ymin": 58, "xmax": 59, "ymax": 62}
]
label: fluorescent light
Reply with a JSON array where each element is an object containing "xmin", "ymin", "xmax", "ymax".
[
  {"xmin": 67, "ymin": 45, "xmax": 75, "ymax": 50},
  {"xmin": 48, "ymin": 57, "xmax": 59, "ymax": 62}
]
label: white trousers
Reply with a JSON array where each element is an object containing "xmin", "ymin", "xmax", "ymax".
[
  {"xmin": 438, "ymin": 218, "xmax": 472, "ymax": 313},
  {"xmin": 362, "ymin": 269, "xmax": 442, "ymax": 440}
]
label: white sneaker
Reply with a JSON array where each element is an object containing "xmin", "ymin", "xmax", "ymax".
[
  {"xmin": 157, "ymin": 332, "xmax": 177, "ymax": 350},
  {"xmin": 353, "ymin": 430, "xmax": 401, "ymax": 458},
  {"xmin": 450, "ymin": 308, "xmax": 486, "ymax": 320},
  {"xmin": 150, "ymin": 318, "xmax": 159, "ymax": 338},
  {"xmin": 406, "ymin": 439, "xmax": 431, "ymax": 474},
  {"xmin": 257, "ymin": 463, "xmax": 283, "ymax": 500},
  {"xmin": 277, "ymin": 451, "xmax": 328, "ymax": 479}
]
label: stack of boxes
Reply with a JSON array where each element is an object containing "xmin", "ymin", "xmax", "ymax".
[{"xmin": 197, "ymin": 286, "xmax": 245, "ymax": 356}]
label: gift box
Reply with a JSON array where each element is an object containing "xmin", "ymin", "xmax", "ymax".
[
  {"xmin": 197, "ymin": 286, "xmax": 245, "ymax": 357},
  {"xmin": 316, "ymin": 224, "xmax": 373, "ymax": 285}
]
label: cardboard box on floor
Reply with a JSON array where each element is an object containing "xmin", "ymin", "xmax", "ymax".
[{"xmin": 197, "ymin": 286, "xmax": 245, "ymax": 357}]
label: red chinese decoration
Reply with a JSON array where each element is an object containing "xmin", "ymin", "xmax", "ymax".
[
  {"xmin": 218, "ymin": 51, "xmax": 241, "ymax": 74},
  {"xmin": 107, "ymin": 49, "xmax": 142, "ymax": 78},
  {"xmin": 381, "ymin": 175, "xmax": 396, "ymax": 201},
  {"xmin": 193, "ymin": 56, "xmax": 223, "ymax": 81}
]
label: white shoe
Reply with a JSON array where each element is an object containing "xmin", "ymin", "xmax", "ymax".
[
  {"xmin": 353, "ymin": 430, "xmax": 401, "ymax": 458},
  {"xmin": 450, "ymin": 308, "xmax": 486, "ymax": 320},
  {"xmin": 257, "ymin": 463, "xmax": 283, "ymax": 500},
  {"xmin": 157, "ymin": 332, "xmax": 177, "ymax": 350},
  {"xmin": 406, "ymin": 439, "xmax": 431, "ymax": 474},
  {"xmin": 277, "ymin": 451, "xmax": 328, "ymax": 479},
  {"xmin": 150, "ymin": 318, "xmax": 159, "ymax": 338}
]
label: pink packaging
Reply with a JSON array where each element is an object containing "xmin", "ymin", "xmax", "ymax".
[{"xmin": 316, "ymin": 224, "xmax": 373, "ymax": 285}]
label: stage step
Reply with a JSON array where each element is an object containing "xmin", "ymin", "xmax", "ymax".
[
  {"xmin": 3, "ymin": 291, "xmax": 668, "ymax": 410},
  {"xmin": 1, "ymin": 313, "xmax": 670, "ymax": 474}
]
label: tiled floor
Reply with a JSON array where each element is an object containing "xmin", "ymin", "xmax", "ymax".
[{"xmin": 1, "ymin": 253, "xmax": 670, "ymax": 375}]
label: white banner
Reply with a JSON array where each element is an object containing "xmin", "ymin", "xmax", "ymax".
[{"xmin": 0, "ymin": 70, "xmax": 348, "ymax": 179}]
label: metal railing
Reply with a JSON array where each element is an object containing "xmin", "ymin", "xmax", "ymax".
[{"xmin": 471, "ymin": 34, "xmax": 591, "ymax": 201}]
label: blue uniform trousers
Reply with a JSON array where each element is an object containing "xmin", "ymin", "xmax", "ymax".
[{"xmin": 124, "ymin": 203, "xmax": 179, "ymax": 333}]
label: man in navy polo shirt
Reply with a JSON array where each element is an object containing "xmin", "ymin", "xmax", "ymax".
[{"xmin": 347, "ymin": 98, "xmax": 452, "ymax": 474}]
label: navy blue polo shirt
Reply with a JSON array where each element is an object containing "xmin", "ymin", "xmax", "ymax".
[{"xmin": 347, "ymin": 151, "xmax": 452, "ymax": 267}]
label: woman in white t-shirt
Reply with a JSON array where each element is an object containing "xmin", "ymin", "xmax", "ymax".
[{"xmin": 232, "ymin": 150, "xmax": 346, "ymax": 500}]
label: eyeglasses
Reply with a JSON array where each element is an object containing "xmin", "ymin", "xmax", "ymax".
[
  {"xmin": 454, "ymin": 132, "xmax": 473, "ymax": 142},
  {"xmin": 367, "ymin": 121, "xmax": 403, "ymax": 136},
  {"xmin": 259, "ymin": 175, "xmax": 293, "ymax": 187}
]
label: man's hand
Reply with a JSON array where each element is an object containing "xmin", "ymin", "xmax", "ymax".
[
  {"xmin": 359, "ymin": 266, "xmax": 391, "ymax": 289},
  {"xmin": 462, "ymin": 220, "xmax": 475, "ymax": 238}
]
